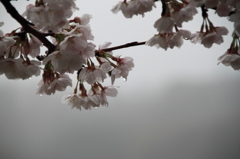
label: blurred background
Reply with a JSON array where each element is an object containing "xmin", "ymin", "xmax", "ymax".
[{"xmin": 0, "ymin": 1, "xmax": 240, "ymax": 159}]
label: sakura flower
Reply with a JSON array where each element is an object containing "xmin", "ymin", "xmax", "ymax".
[
  {"xmin": 61, "ymin": 94, "xmax": 83, "ymax": 110},
  {"xmin": 67, "ymin": 14, "xmax": 94, "ymax": 40},
  {"xmin": 66, "ymin": 23, "xmax": 94, "ymax": 41},
  {"xmin": 36, "ymin": 79, "xmax": 54, "ymax": 95},
  {"xmin": 229, "ymin": 5, "xmax": 240, "ymax": 36},
  {"xmin": 111, "ymin": 1, "xmax": 133, "ymax": 18},
  {"xmin": 84, "ymin": 94, "xmax": 101, "ymax": 109},
  {"xmin": 71, "ymin": 14, "xmax": 92, "ymax": 26},
  {"xmin": 168, "ymin": 30, "xmax": 192, "ymax": 48},
  {"xmin": 154, "ymin": 17, "xmax": 174, "ymax": 33},
  {"xmin": 190, "ymin": 32, "xmax": 204, "ymax": 44},
  {"xmin": 36, "ymin": 72, "xmax": 72, "ymax": 95},
  {"xmin": 43, "ymin": 37, "xmax": 95, "ymax": 74},
  {"xmin": 48, "ymin": 74, "xmax": 72, "ymax": 92},
  {"xmin": 0, "ymin": 58, "xmax": 41, "ymax": 80},
  {"xmin": 78, "ymin": 62, "xmax": 112, "ymax": 84},
  {"xmin": 59, "ymin": 34, "xmax": 89, "ymax": 55},
  {"xmin": 23, "ymin": 5, "xmax": 50, "ymax": 31},
  {"xmin": 97, "ymin": 86, "xmax": 118, "ymax": 106},
  {"xmin": 0, "ymin": 58, "xmax": 23, "ymax": 78},
  {"xmin": 99, "ymin": 42, "xmax": 112, "ymax": 50},
  {"xmin": 128, "ymin": 0, "xmax": 156, "ymax": 17},
  {"xmin": 146, "ymin": 34, "xmax": 169, "ymax": 50},
  {"xmin": 218, "ymin": 53, "xmax": 240, "ymax": 70},
  {"xmin": 172, "ymin": 2, "xmax": 198, "ymax": 27},
  {"xmin": 0, "ymin": 30, "xmax": 16, "ymax": 57},
  {"xmin": 23, "ymin": 0, "xmax": 78, "ymax": 32},
  {"xmin": 111, "ymin": 57, "xmax": 134, "ymax": 84},
  {"xmin": 216, "ymin": 1, "xmax": 231, "ymax": 17},
  {"xmin": 28, "ymin": 35, "xmax": 42, "ymax": 58},
  {"xmin": 146, "ymin": 30, "xmax": 191, "ymax": 50},
  {"xmin": 201, "ymin": 27, "xmax": 228, "ymax": 48}
]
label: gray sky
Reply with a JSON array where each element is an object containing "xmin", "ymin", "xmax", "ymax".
[{"xmin": 0, "ymin": 1, "xmax": 240, "ymax": 159}]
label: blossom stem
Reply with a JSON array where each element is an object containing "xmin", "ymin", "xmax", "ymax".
[{"xmin": 74, "ymin": 81, "xmax": 79, "ymax": 94}]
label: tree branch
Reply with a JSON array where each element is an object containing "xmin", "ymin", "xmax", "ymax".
[
  {"xmin": 101, "ymin": 41, "xmax": 146, "ymax": 52},
  {"xmin": 0, "ymin": 0, "xmax": 56, "ymax": 54}
]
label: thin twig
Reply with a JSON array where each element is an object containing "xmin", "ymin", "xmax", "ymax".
[{"xmin": 101, "ymin": 41, "xmax": 146, "ymax": 52}]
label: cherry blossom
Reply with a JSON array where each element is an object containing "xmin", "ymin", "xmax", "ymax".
[
  {"xmin": 111, "ymin": 1, "xmax": 131, "ymax": 18},
  {"xmin": 218, "ymin": 53, "xmax": 240, "ymax": 70},
  {"xmin": 36, "ymin": 72, "xmax": 72, "ymax": 95},
  {"xmin": 172, "ymin": 2, "xmax": 198, "ymax": 27},
  {"xmin": 78, "ymin": 62, "xmax": 112, "ymax": 84},
  {"xmin": 218, "ymin": 33, "xmax": 240, "ymax": 70},
  {"xmin": 43, "ymin": 33, "xmax": 96, "ymax": 74},
  {"xmin": 61, "ymin": 94, "xmax": 84, "ymax": 110},
  {"xmin": 229, "ymin": 3, "xmax": 240, "ymax": 36},
  {"xmin": 154, "ymin": 17, "xmax": 175, "ymax": 33},
  {"xmin": 111, "ymin": 0, "xmax": 155, "ymax": 18},
  {"xmin": 200, "ymin": 27, "xmax": 228, "ymax": 48},
  {"xmin": 23, "ymin": 0, "xmax": 78, "ymax": 32},
  {"xmin": 128, "ymin": 0, "xmax": 156, "ymax": 17},
  {"xmin": 0, "ymin": 58, "xmax": 41, "ymax": 80},
  {"xmin": 111, "ymin": 56, "xmax": 134, "ymax": 84},
  {"xmin": 0, "ymin": 24, "xmax": 16, "ymax": 57},
  {"xmin": 146, "ymin": 34, "xmax": 169, "ymax": 50},
  {"xmin": 1, "ymin": 0, "xmax": 240, "ymax": 110},
  {"xmin": 146, "ymin": 29, "xmax": 191, "ymax": 50}
]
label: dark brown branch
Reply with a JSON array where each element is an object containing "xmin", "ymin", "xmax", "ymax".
[
  {"xmin": 101, "ymin": 41, "xmax": 146, "ymax": 52},
  {"xmin": 0, "ymin": 0, "xmax": 56, "ymax": 54}
]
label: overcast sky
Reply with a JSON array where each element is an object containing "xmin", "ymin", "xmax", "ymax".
[{"xmin": 0, "ymin": 1, "xmax": 240, "ymax": 159}]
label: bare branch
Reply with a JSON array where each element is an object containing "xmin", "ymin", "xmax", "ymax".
[{"xmin": 101, "ymin": 41, "xmax": 146, "ymax": 52}]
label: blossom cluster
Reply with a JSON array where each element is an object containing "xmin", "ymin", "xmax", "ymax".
[
  {"xmin": 1, "ymin": 0, "xmax": 240, "ymax": 111},
  {"xmin": 0, "ymin": 0, "xmax": 135, "ymax": 110},
  {"xmin": 112, "ymin": 0, "xmax": 240, "ymax": 70}
]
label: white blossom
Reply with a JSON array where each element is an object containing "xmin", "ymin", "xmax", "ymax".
[
  {"xmin": 111, "ymin": 2, "xmax": 133, "ymax": 18},
  {"xmin": 79, "ymin": 62, "xmax": 112, "ymax": 84},
  {"xmin": 61, "ymin": 94, "xmax": 84, "ymax": 110},
  {"xmin": 36, "ymin": 73, "xmax": 72, "ymax": 95},
  {"xmin": 154, "ymin": 17, "xmax": 174, "ymax": 33},
  {"xmin": 128, "ymin": 0, "xmax": 156, "ymax": 17},
  {"xmin": 0, "ymin": 58, "xmax": 41, "ymax": 80},
  {"xmin": 172, "ymin": 2, "xmax": 198, "ymax": 27},
  {"xmin": 111, "ymin": 57, "xmax": 134, "ymax": 84},
  {"xmin": 146, "ymin": 34, "xmax": 169, "ymax": 50},
  {"xmin": 23, "ymin": 0, "xmax": 78, "ymax": 32},
  {"xmin": 218, "ymin": 53, "xmax": 240, "ymax": 70},
  {"xmin": 201, "ymin": 27, "xmax": 228, "ymax": 48},
  {"xmin": 48, "ymin": 74, "xmax": 72, "ymax": 92}
]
